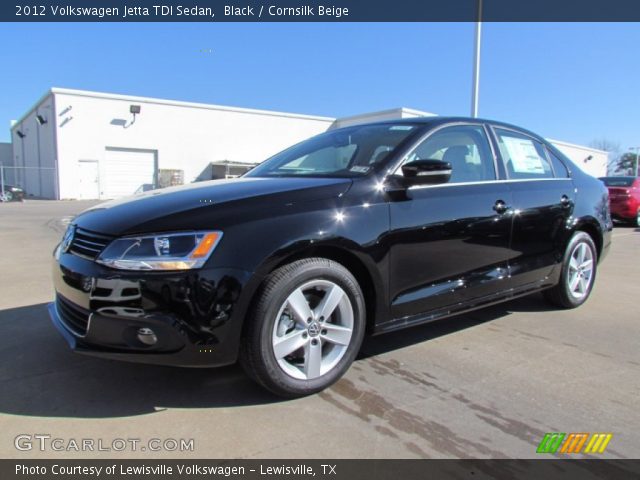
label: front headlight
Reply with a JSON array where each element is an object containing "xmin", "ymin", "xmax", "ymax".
[{"xmin": 96, "ymin": 231, "xmax": 222, "ymax": 271}]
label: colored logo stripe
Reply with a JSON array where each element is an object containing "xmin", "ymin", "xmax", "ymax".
[
  {"xmin": 537, "ymin": 433, "xmax": 566, "ymax": 453},
  {"xmin": 584, "ymin": 433, "xmax": 613, "ymax": 454},
  {"xmin": 560, "ymin": 433, "xmax": 589, "ymax": 453}
]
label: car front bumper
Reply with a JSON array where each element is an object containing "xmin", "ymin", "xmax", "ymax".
[{"xmin": 49, "ymin": 250, "xmax": 258, "ymax": 367}]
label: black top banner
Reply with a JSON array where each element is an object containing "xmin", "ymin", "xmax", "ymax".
[{"xmin": 4, "ymin": 0, "xmax": 640, "ymax": 22}]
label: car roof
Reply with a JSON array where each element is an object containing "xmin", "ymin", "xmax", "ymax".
[{"xmin": 343, "ymin": 116, "xmax": 545, "ymax": 141}]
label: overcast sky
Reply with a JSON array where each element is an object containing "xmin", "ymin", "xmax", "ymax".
[{"xmin": 1, "ymin": 22, "xmax": 638, "ymax": 151}]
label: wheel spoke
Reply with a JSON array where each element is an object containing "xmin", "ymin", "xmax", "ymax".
[
  {"xmin": 569, "ymin": 273, "xmax": 581, "ymax": 292},
  {"xmin": 580, "ymin": 259, "xmax": 593, "ymax": 272},
  {"xmin": 569, "ymin": 256, "xmax": 579, "ymax": 271},
  {"xmin": 315, "ymin": 284, "xmax": 346, "ymax": 321},
  {"xmin": 321, "ymin": 323, "xmax": 352, "ymax": 346},
  {"xmin": 286, "ymin": 288, "xmax": 313, "ymax": 326},
  {"xmin": 578, "ymin": 276, "xmax": 588, "ymax": 294},
  {"xmin": 304, "ymin": 340, "xmax": 322, "ymax": 379},
  {"xmin": 273, "ymin": 330, "xmax": 307, "ymax": 359}
]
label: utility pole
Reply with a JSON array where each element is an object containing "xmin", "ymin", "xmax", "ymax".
[
  {"xmin": 470, "ymin": 0, "xmax": 483, "ymax": 118},
  {"xmin": 0, "ymin": 163, "xmax": 5, "ymax": 201}
]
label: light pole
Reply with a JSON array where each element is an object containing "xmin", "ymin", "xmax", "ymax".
[
  {"xmin": 470, "ymin": 0, "xmax": 483, "ymax": 118},
  {"xmin": 0, "ymin": 162, "xmax": 5, "ymax": 201}
]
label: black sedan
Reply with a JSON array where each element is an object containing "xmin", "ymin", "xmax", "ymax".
[
  {"xmin": 1, "ymin": 184, "xmax": 25, "ymax": 202},
  {"xmin": 49, "ymin": 117, "xmax": 612, "ymax": 397}
]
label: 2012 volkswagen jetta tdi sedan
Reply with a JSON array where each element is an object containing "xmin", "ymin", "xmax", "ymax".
[{"xmin": 50, "ymin": 117, "xmax": 612, "ymax": 397}]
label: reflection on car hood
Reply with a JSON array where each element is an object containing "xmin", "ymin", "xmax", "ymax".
[{"xmin": 74, "ymin": 176, "xmax": 352, "ymax": 236}]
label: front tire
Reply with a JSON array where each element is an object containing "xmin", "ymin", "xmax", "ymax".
[
  {"xmin": 544, "ymin": 231, "xmax": 597, "ymax": 309},
  {"xmin": 240, "ymin": 258, "xmax": 366, "ymax": 397}
]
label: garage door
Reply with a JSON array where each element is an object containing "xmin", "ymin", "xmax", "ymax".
[{"xmin": 101, "ymin": 148, "xmax": 156, "ymax": 199}]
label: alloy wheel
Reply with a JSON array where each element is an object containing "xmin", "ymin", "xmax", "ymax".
[
  {"xmin": 271, "ymin": 279, "xmax": 354, "ymax": 380},
  {"xmin": 567, "ymin": 242, "xmax": 594, "ymax": 299}
]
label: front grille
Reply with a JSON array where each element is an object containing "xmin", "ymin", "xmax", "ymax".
[
  {"xmin": 69, "ymin": 228, "xmax": 112, "ymax": 260},
  {"xmin": 56, "ymin": 295, "xmax": 91, "ymax": 336}
]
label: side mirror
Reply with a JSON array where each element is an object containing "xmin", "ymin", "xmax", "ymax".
[{"xmin": 401, "ymin": 159, "xmax": 452, "ymax": 185}]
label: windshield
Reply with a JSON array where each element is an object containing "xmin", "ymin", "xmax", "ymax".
[
  {"xmin": 600, "ymin": 177, "xmax": 635, "ymax": 187},
  {"xmin": 246, "ymin": 124, "xmax": 418, "ymax": 178}
]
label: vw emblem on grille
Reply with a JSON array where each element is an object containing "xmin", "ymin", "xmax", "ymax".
[
  {"xmin": 61, "ymin": 225, "xmax": 75, "ymax": 253},
  {"xmin": 308, "ymin": 321, "xmax": 321, "ymax": 337},
  {"xmin": 81, "ymin": 276, "xmax": 94, "ymax": 293}
]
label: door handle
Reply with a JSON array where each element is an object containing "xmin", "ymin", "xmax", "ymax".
[
  {"xmin": 493, "ymin": 200, "xmax": 510, "ymax": 214},
  {"xmin": 560, "ymin": 195, "xmax": 572, "ymax": 208}
]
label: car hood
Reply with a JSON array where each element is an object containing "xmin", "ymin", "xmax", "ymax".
[{"xmin": 74, "ymin": 176, "xmax": 352, "ymax": 236}]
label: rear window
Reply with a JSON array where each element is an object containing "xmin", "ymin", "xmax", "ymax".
[
  {"xmin": 546, "ymin": 148, "xmax": 570, "ymax": 178},
  {"xmin": 599, "ymin": 177, "xmax": 635, "ymax": 187}
]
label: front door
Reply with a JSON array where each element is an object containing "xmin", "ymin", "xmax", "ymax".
[
  {"xmin": 77, "ymin": 160, "xmax": 99, "ymax": 200},
  {"xmin": 388, "ymin": 124, "xmax": 515, "ymax": 320}
]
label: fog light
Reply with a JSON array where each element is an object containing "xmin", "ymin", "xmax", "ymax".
[{"xmin": 137, "ymin": 327, "xmax": 157, "ymax": 346}]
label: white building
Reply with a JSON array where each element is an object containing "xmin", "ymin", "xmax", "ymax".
[
  {"xmin": 331, "ymin": 107, "xmax": 437, "ymax": 129},
  {"xmin": 10, "ymin": 88, "xmax": 334, "ymax": 200},
  {"xmin": 8, "ymin": 88, "xmax": 608, "ymax": 200},
  {"xmin": 547, "ymin": 138, "xmax": 608, "ymax": 179}
]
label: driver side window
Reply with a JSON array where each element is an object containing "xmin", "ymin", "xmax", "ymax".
[{"xmin": 398, "ymin": 125, "xmax": 496, "ymax": 183}]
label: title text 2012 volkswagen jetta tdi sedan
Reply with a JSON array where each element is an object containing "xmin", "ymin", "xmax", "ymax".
[{"xmin": 50, "ymin": 117, "xmax": 612, "ymax": 397}]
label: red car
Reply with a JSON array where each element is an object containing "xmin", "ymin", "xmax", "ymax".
[{"xmin": 600, "ymin": 176, "xmax": 640, "ymax": 226}]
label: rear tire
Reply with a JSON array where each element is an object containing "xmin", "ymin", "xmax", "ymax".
[
  {"xmin": 543, "ymin": 231, "xmax": 597, "ymax": 309},
  {"xmin": 240, "ymin": 258, "xmax": 365, "ymax": 398}
]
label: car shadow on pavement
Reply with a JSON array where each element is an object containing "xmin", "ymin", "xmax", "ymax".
[
  {"xmin": 0, "ymin": 303, "xmax": 280, "ymax": 418},
  {"xmin": 0, "ymin": 294, "xmax": 553, "ymax": 419},
  {"xmin": 360, "ymin": 292, "xmax": 555, "ymax": 358}
]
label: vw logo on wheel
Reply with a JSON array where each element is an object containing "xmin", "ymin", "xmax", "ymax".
[
  {"xmin": 61, "ymin": 225, "xmax": 75, "ymax": 253},
  {"xmin": 307, "ymin": 321, "xmax": 321, "ymax": 337}
]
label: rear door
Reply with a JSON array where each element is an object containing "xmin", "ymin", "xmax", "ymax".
[{"xmin": 490, "ymin": 126, "xmax": 575, "ymax": 290}]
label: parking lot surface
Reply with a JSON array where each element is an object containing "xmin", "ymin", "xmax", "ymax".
[{"xmin": 0, "ymin": 200, "xmax": 638, "ymax": 458}]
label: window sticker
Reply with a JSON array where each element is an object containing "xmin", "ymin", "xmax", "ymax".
[
  {"xmin": 389, "ymin": 126, "xmax": 414, "ymax": 131},
  {"xmin": 350, "ymin": 166, "xmax": 370, "ymax": 173},
  {"xmin": 501, "ymin": 136, "xmax": 545, "ymax": 174}
]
